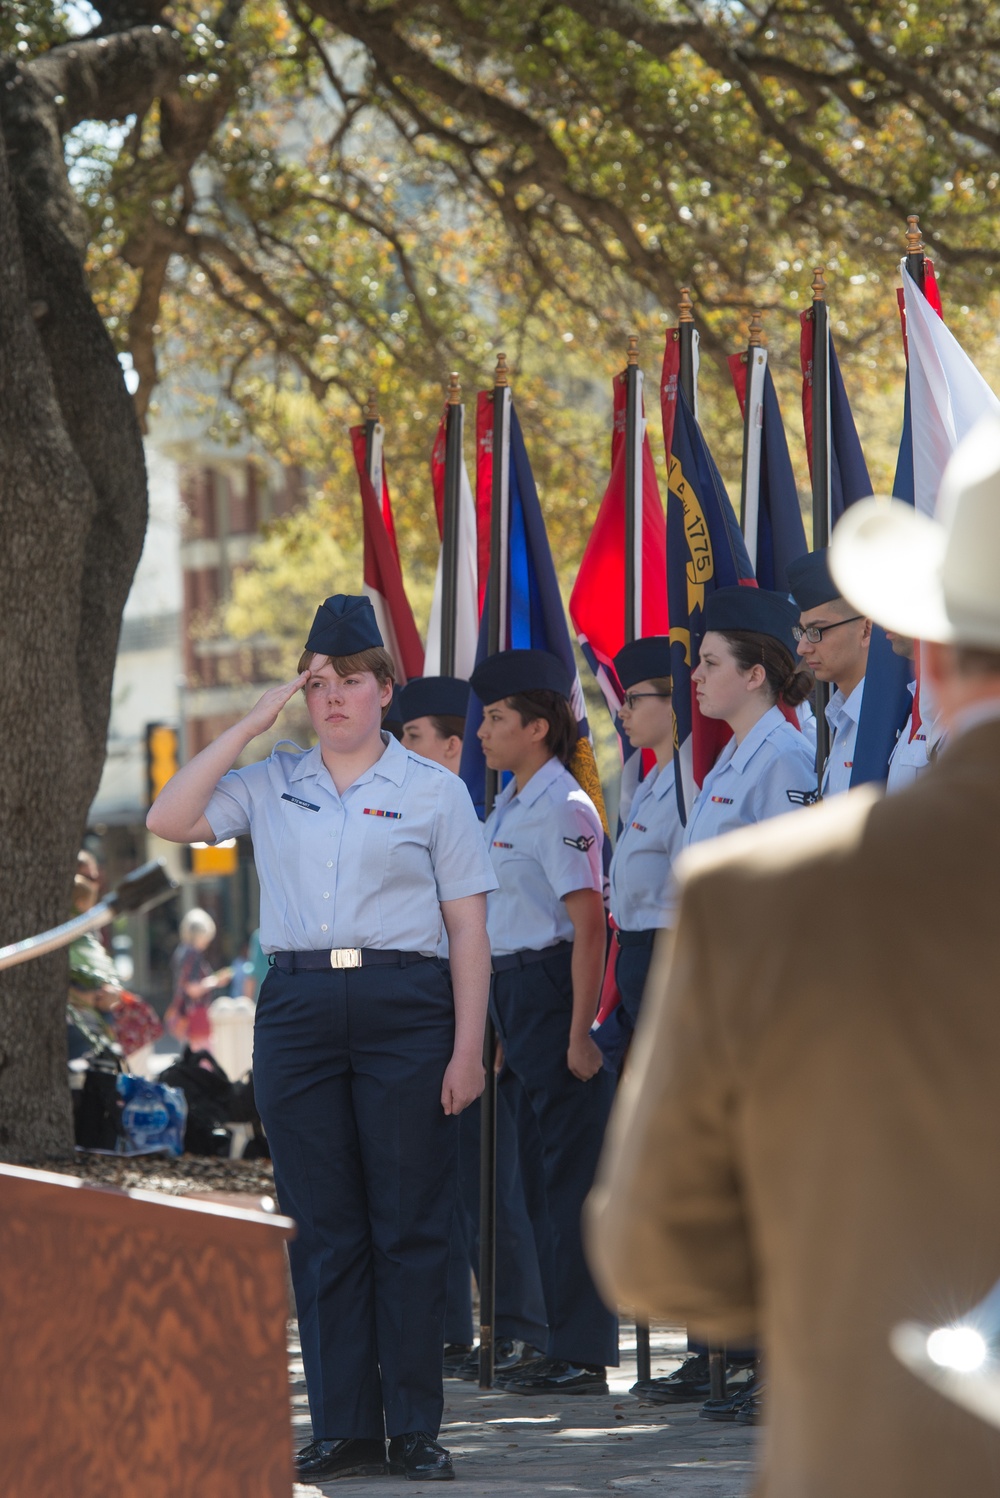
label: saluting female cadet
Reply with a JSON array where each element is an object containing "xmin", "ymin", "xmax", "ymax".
[
  {"xmin": 471, "ymin": 648, "xmax": 619, "ymax": 1395},
  {"xmin": 684, "ymin": 586, "xmax": 817, "ymax": 850},
  {"xmin": 146, "ymin": 595, "xmax": 496, "ymax": 1484},
  {"xmin": 597, "ymin": 637, "xmax": 682, "ymax": 1071}
]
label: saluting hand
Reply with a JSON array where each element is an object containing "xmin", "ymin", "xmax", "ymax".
[
  {"xmin": 567, "ymin": 1031, "xmax": 604, "ymax": 1082},
  {"xmin": 441, "ymin": 1054, "xmax": 486, "ymax": 1116},
  {"xmin": 241, "ymin": 672, "xmax": 311, "ymax": 737}
]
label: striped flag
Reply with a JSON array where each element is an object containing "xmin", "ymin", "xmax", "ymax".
[
  {"xmin": 349, "ymin": 424, "xmax": 424, "ymax": 684},
  {"xmin": 728, "ymin": 348, "xmax": 807, "ymax": 592},
  {"xmin": 459, "ymin": 390, "xmax": 607, "ymax": 831},
  {"xmin": 424, "ymin": 403, "xmax": 480, "ymax": 678}
]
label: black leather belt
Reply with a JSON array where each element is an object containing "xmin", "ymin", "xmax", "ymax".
[
  {"xmin": 615, "ymin": 928, "xmax": 656, "ymax": 948},
  {"xmin": 492, "ymin": 939, "xmax": 573, "ymax": 973},
  {"xmin": 270, "ymin": 948, "xmax": 428, "ymax": 973}
]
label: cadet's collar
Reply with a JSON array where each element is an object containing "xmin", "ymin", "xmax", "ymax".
[
  {"xmin": 649, "ymin": 760, "xmax": 676, "ymax": 799},
  {"xmin": 288, "ymin": 733, "xmax": 406, "ymax": 786},
  {"xmin": 513, "ymin": 753, "xmax": 563, "ymax": 807},
  {"xmin": 728, "ymin": 704, "xmax": 787, "ymax": 775},
  {"xmin": 825, "ymin": 676, "xmax": 865, "ymax": 729}
]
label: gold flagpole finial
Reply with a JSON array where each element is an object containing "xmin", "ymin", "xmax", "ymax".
[
  {"xmin": 494, "ymin": 352, "xmax": 509, "ymax": 387},
  {"xmin": 811, "ymin": 268, "xmax": 827, "ymax": 302},
  {"xmin": 447, "ymin": 371, "xmax": 461, "ymax": 404},
  {"xmin": 905, "ymin": 215, "xmax": 924, "ymax": 255},
  {"xmin": 748, "ymin": 309, "xmax": 764, "ymax": 347},
  {"xmin": 626, "ymin": 334, "xmax": 639, "ymax": 366},
  {"xmin": 364, "ymin": 389, "xmax": 379, "ymax": 422},
  {"xmin": 678, "ymin": 287, "xmax": 694, "ymax": 323}
]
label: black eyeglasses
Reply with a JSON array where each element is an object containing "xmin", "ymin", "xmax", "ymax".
[
  {"xmin": 622, "ymin": 692, "xmax": 672, "ymax": 710},
  {"xmin": 792, "ymin": 615, "xmax": 862, "ymax": 644}
]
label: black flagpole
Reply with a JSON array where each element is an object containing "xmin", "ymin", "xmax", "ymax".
[
  {"xmin": 441, "ymin": 373, "xmax": 463, "ymax": 677},
  {"xmin": 809, "ymin": 269, "xmax": 832, "ymax": 795},
  {"xmin": 738, "ymin": 311, "xmax": 764, "ymax": 540},
  {"xmin": 678, "ymin": 287, "xmax": 696, "ymax": 410},
  {"xmin": 479, "ymin": 352, "xmax": 510, "ymax": 1390}
]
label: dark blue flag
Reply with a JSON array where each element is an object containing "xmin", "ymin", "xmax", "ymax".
[{"xmin": 667, "ymin": 384, "xmax": 756, "ymax": 823}]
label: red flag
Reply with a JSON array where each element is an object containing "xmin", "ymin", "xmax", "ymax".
[
  {"xmin": 349, "ymin": 426, "xmax": 424, "ymax": 684},
  {"xmin": 569, "ymin": 371, "xmax": 668, "ymax": 719},
  {"xmin": 430, "ymin": 411, "xmax": 447, "ymax": 540},
  {"xmin": 474, "ymin": 394, "xmax": 495, "ymax": 613}
]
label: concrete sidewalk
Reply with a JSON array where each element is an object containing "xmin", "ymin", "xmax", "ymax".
[{"xmin": 291, "ymin": 1324, "xmax": 756, "ymax": 1497}]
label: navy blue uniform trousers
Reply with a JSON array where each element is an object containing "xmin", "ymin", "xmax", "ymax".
[
  {"xmin": 253, "ymin": 959, "xmax": 457, "ymax": 1440},
  {"xmin": 445, "ymin": 1087, "xmax": 548, "ymax": 1348},
  {"xmin": 594, "ymin": 932, "xmax": 655, "ymax": 1072},
  {"xmin": 491, "ymin": 946, "xmax": 619, "ymax": 1368}
]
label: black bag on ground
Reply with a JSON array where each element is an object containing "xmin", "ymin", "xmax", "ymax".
[
  {"xmin": 158, "ymin": 1047, "xmax": 234, "ymax": 1156},
  {"xmin": 74, "ymin": 1058, "xmax": 126, "ymax": 1150}
]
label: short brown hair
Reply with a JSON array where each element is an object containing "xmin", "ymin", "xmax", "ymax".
[
  {"xmin": 297, "ymin": 646, "xmax": 396, "ymax": 684},
  {"xmin": 507, "ymin": 689, "xmax": 578, "ymax": 767},
  {"xmin": 298, "ymin": 646, "xmax": 396, "ymax": 718},
  {"xmin": 429, "ymin": 714, "xmax": 465, "ymax": 742}
]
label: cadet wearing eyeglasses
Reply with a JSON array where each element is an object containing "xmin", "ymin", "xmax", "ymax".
[
  {"xmin": 787, "ymin": 549, "xmax": 873, "ymax": 797},
  {"xmin": 598, "ymin": 637, "xmax": 681, "ymax": 1072}
]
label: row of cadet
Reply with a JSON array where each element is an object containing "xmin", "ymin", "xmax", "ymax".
[
  {"xmin": 393, "ymin": 547, "xmax": 940, "ymax": 1422},
  {"xmin": 144, "ymin": 559, "xmax": 936, "ymax": 1483}
]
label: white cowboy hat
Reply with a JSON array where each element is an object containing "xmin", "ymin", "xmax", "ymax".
[{"xmin": 829, "ymin": 414, "xmax": 1000, "ymax": 649}]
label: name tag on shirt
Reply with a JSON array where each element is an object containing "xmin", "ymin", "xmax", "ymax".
[{"xmin": 281, "ymin": 793, "xmax": 320, "ymax": 812}]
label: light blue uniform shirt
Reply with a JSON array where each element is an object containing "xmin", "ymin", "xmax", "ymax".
[
  {"xmin": 203, "ymin": 734, "xmax": 497, "ymax": 954},
  {"xmin": 683, "ymin": 705, "xmax": 817, "ymax": 851},
  {"xmin": 609, "ymin": 760, "xmax": 684, "ymax": 932},
  {"xmin": 886, "ymin": 684, "xmax": 942, "ymax": 793},
  {"xmin": 822, "ymin": 678, "xmax": 865, "ymax": 797},
  {"xmin": 484, "ymin": 756, "xmax": 604, "ymax": 957}
]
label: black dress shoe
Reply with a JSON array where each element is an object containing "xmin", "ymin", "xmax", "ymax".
[
  {"xmin": 295, "ymin": 1436, "xmax": 388, "ymax": 1479},
  {"xmin": 504, "ymin": 1358, "xmax": 609, "ymax": 1395},
  {"xmin": 387, "ymin": 1431, "xmax": 455, "ymax": 1481},
  {"xmin": 631, "ymin": 1351, "xmax": 710, "ymax": 1403},
  {"xmin": 442, "ymin": 1342, "xmax": 474, "ymax": 1374}
]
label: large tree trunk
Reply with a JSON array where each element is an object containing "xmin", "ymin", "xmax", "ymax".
[{"xmin": 0, "ymin": 82, "xmax": 149, "ymax": 1158}]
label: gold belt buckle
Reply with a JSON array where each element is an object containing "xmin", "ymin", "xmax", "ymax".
[{"xmin": 329, "ymin": 948, "xmax": 362, "ymax": 969}]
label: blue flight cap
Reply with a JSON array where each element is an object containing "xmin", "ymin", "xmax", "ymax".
[
  {"xmin": 703, "ymin": 586, "xmax": 800, "ymax": 657},
  {"xmin": 613, "ymin": 637, "xmax": 672, "ymax": 691},
  {"xmin": 305, "ymin": 594, "xmax": 383, "ymax": 657},
  {"xmin": 470, "ymin": 649, "xmax": 571, "ymax": 705},
  {"xmin": 786, "ymin": 550, "xmax": 840, "ymax": 612},
  {"xmin": 398, "ymin": 676, "xmax": 470, "ymax": 723}
]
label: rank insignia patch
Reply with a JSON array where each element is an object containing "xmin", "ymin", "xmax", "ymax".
[
  {"xmin": 563, "ymin": 834, "xmax": 596, "ymax": 852},
  {"xmin": 787, "ymin": 789, "xmax": 820, "ymax": 806}
]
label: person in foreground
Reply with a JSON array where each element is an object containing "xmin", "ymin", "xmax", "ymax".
[
  {"xmin": 585, "ymin": 418, "xmax": 1000, "ymax": 1498},
  {"xmin": 147, "ymin": 595, "xmax": 496, "ymax": 1483}
]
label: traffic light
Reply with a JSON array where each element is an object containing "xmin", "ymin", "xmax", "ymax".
[{"xmin": 146, "ymin": 723, "xmax": 179, "ymax": 806}]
